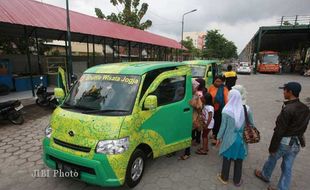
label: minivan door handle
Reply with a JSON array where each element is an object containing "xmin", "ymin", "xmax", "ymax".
[{"xmin": 183, "ymin": 108, "xmax": 190, "ymax": 112}]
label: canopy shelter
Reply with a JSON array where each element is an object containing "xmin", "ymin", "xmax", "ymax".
[
  {"xmin": 239, "ymin": 16, "xmax": 310, "ymax": 73},
  {"xmin": 0, "ymin": 0, "xmax": 184, "ymax": 96}
]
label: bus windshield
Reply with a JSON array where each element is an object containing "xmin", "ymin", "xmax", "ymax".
[{"xmin": 262, "ymin": 54, "xmax": 279, "ymax": 64}]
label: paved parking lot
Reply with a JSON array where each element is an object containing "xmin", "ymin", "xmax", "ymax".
[{"xmin": 0, "ymin": 74, "xmax": 309, "ymax": 190}]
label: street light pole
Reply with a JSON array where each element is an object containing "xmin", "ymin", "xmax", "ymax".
[
  {"xmin": 66, "ymin": 0, "xmax": 73, "ymax": 86},
  {"xmin": 181, "ymin": 9, "xmax": 197, "ymax": 61}
]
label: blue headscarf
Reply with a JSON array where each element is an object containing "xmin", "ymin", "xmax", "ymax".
[{"xmin": 215, "ymin": 84, "xmax": 225, "ymax": 110}]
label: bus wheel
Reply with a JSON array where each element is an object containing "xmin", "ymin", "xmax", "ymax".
[{"xmin": 126, "ymin": 149, "xmax": 146, "ymax": 188}]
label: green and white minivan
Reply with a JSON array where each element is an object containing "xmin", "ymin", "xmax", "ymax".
[
  {"xmin": 43, "ymin": 62, "xmax": 193, "ymax": 188},
  {"xmin": 183, "ymin": 60, "xmax": 222, "ymax": 87}
]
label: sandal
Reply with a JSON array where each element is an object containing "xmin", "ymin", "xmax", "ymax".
[
  {"xmin": 217, "ymin": 173, "xmax": 228, "ymax": 185},
  {"xmin": 195, "ymin": 149, "xmax": 208, "ymax": 155},
  {"xmin": 178, "ymin": 155, "xmax": 190, "ymax": 160},
  {"xmin": 267, "ymin": 186, "xmax": 277, "ymax": 190},
  {"xmin": 234, "ymin": 179, "xmax": 243, "ymax": 187},
  {"xmin": 254, "ymin": 169, "xmax": 270, "ymax": 183},
  {"xmin": 197, "ymin": 147, "xmax": 209, "ymax": 152}
]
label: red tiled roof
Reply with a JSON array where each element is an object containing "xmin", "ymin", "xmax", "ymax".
[{"xmin": 0, "ymin": 0, "xmax": 183, "ymax": 49}]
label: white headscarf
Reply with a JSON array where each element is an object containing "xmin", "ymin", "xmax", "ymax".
[
  {"xmin": 222, "ymin": 89, "xmax": 245, "ymax": 129},
  {"xmin": 232, "ymin": 85, "xmax": 247, "ymax": 105},
  {"xmin": 192, "ymin": 79, "xmax": 199, "ymax": 89}
]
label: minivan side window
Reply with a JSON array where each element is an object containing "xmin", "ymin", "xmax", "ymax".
[
  {"xmin": 151, "ymin": 76, "xmax": 186, "ymax": 106},
  {"xmin": 139, "ymin": 67, "xmax": 178, "ymax": 102}
]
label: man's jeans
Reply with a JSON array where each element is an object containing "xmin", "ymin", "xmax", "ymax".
[{"xmin": 261, "ymin": 142, "xmax": 300, "ymax": 190}]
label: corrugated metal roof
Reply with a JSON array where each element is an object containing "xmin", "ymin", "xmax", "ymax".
[{"xmin": 0, "ymin": 0, "xmax": 182, "ymax": 49}]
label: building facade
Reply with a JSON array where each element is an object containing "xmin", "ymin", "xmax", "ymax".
[{"xmin": 183, "ymin": 32, "xmax": 207, "ymax": 50}]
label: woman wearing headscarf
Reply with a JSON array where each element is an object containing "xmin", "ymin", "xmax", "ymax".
[
  {"xmin": 191, "ymin": 78, "xmax": 208, "ymax": 145},
  {"xmin": 232, "ymin": 85, "xmax": 248, "ymax": 105},
  {"xmin": 216, "ymin": 89, "xmax": 255, "ymax": 187},
  {"xmin": 179, "ymin": 79, "xmax": 201, "ymax": 160},
  {"xmin": 208, "ymin": 76, "xmax": 229, "ymax": 143}
]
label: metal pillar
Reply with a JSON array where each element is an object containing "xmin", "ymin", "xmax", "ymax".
[
  {"xmin": 112, "ymin": 40, "xmax": 115, "ymax": 63},
  {"xmin": 147, "ymin": 46, "xmax": 150, "ymax": 61},
  {"xmin": 103, "ymin": 38, "xmax": 107, "ymax": 63},
  {"xmin": 128, "ymin": 41, "xmax": 131, "ymax": 62},
  {"xmin": 118, "ymin": 40, "xmax": 120, "ymax": 61},
  {"xmin": 280, "ymin": 16, "xmax": 284, "ymax": 26},
  {"xmin": 139, "ymin": 44, "xmax": 142, "ymax": 61},
  {"xmin": 35, "ymin": 29, "xmax": 42, "ymax": 74},
  {"xmin": 92, "ymin": 36, "xmax": 95, "ymax": 65},
  {"xmin": 66, "ymin": 0, "xmax": 73, "ymax": 85},
  {"xmin": 24, "ymin": 27, "xmax": 35, "ymax": 97},
  {"xmin": 86, "ymin": 36, "xmax": 90, "ymax": 68},
  {"xmin": 64, "ymin": 35, "xmax": 70, "ymax": 84},
  {"xmin": 254, "ymin": 28, "xmax": 262, "ymax": 74}
]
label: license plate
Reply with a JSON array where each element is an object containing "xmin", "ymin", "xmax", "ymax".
[
  {"xmin": 56, "ymin": 162, "xmax": 80, "ymax": 178},
  {"xmin": 15, "ymin": 104, "xmax": 24, "ymax": 111}
]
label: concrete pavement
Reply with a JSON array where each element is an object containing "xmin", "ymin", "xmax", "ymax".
[{"xmin": 0, "ymin": 73, "xmax": 309, "ymax": 190}]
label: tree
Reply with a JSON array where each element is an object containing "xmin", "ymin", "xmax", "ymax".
[
  {"xmin": 283, "ymin": 21, "xmax": 293, "ymax": 26},
  {"xmin": 181, "ymin": 37, "xmax": 203, "ymax": 59},
  {"xmin": 0, "ymin": 37, "xmax": 50, "ymax": 55},
  {"xmin": 203, "ymin": 30, "xmax": 237, "ymax": 59},
  {"xmin": 95, "ymin": 0, "xmax": 152, "ymax": 30}
]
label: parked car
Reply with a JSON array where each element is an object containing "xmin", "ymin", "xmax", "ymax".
[
  {"xmin": 183, "ymin": 60, "xmax": 222, "ymax": 87},
  {"xmin": 237, "ymin": 62, "xmax": 252, "ymax": 74},
  {"xmin": 43, "ymin": 62, "xmax": 193, "ymax": 188}
]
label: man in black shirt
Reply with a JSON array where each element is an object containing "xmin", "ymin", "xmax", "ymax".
[
  {"xmin": 254, "ymin": 82, "xmax": 310, "ymax": 190},
  {"xmin": 224, "ymin": 65, "xmax": 237, "ymax": 90}
]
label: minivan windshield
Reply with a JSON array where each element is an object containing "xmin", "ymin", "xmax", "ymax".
[
  {"xmin": 190, "ymin": 65, "xmax": 206, "ymax": 78},
  {"xmin": 63, "ymin": 74, "xmax": 141, "ymax": 115}
]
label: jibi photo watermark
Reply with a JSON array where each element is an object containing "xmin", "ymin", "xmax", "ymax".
[{"xmin": 32, "ymin": 169, "xmax": 79, "ymax": 178}]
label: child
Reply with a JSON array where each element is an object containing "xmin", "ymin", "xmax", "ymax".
[{"xmin": 196, "ymin": 93, "xmax": 214, "ymax": 155}]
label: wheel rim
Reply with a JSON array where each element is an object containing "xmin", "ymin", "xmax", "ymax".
[{"xmin": 131, "ymin": 157, "xmax": 143, "ymax": 181}]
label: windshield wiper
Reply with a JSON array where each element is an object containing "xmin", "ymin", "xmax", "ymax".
[
  {"xmin": 61, "ymin": 102, "xmax": 92, "ymax": 111},
  {"xmin": 82, "ymin": 109, "xmax": 129, "ymax": 114},
  {"xmin": 61, "ymin": 102, "xmax": 75, "ymax": 109}
]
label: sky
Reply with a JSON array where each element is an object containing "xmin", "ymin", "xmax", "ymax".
[{"xmin": 36, "ymin": 0, "xmax": 310, "ymax": 53}]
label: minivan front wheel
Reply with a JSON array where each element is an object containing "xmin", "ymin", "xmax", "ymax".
[{"xmin": 126, "ymin": 149, "xmax": 146, "ymax": 188}]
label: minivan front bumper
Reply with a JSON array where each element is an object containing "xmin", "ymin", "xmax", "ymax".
[{"xmin": 42, "ymin": 138, "xmax": 123, "ymax": 187}]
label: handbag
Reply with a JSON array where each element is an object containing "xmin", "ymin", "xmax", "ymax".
[
  {"xmin": 193, "ymin": 109, "xmax": 205, "ymax": 131},
  {"xmin": 243, "ymin": 105, "xmax": 260, "ymax": 144}
]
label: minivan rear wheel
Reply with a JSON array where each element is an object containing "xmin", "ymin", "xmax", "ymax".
[{"xmin": 125, "ymin": 149, "xmax": 146, "ymax": 188}]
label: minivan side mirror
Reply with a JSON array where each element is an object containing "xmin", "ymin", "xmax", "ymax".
[
  {"xmin": 54, "ymin": 88, "xmax": 65, "ymax": 100},
  {"xmin": 144, "ymin": 95, "xmax": 158, "ymax": 110},
  {"xmin": 206, "ymin": 67, "xmax": 212, "ymax": 77}
]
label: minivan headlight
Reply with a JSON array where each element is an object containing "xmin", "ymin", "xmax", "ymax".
[
  {"xmin": 45, "ymin": 125, "xmax": 52, "ymax": 138},
  {"xmin": 96, "ymin": 137, "xmax": 129, "ymax": 154}
]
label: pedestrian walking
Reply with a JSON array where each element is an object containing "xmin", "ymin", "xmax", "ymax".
[
  {"xmin": 224, "ymin": 65, "xmax": 238, "ymax": 90},
  {"xmin": 208, "ymin": 76, "xmax": 228, "ymax": 144},
  {"xmin": 196, "ymin": 93, "xmax": 214, "ymax": 155},
  {"xmin": 216, "ymin": 89, "xmax": 255, "ymax": 187},
  {"xmin": 254, "ymin": 82, "xmax": 310, "ymax": 190}
]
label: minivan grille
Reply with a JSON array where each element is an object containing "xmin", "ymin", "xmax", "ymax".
[
  {"xmin": 50, "ymin": 156, "xmax": 96, "ymax": 175},
  {"xmin": 54, "ymin": 138, "xmax": 91, "ymax": 153}
]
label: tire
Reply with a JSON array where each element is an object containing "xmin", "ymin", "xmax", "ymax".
[
  {"xmin": 8, "ymin": 111, "xmax": 24, "ymax": 125},
  {"xmin": 36, "ymin": 99, "xmax": 49, "ymax": 107},
  {"xmin": 125, "ymin": 149, "xmax": 146, "ymax": 188}
]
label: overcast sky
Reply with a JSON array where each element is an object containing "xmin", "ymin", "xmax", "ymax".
[{"xmin": 37, "ymin": 0, "xmax": 310, "ymax": 53}]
